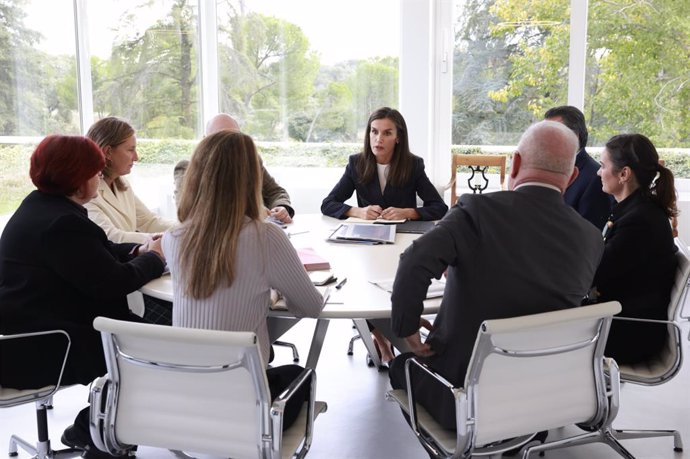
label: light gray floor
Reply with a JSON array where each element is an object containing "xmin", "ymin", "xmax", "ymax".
[{"xmin": 1, "ymin": 318, "xmax": 689, "ymax": 459}]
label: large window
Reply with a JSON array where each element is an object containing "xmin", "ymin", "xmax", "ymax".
[
  {"xmin": 452, "ymin": 0, "xmax": 569, "ymax": 146},
  {"xmin": 215, "ymin": 0, "xmax": 400, "ymax": 143},
  {"xmin": 87, "ymin": 0, "xmax": 202, "ymax": 139},
  {"xmin": 1, "ymin": 0, "xmax": 688, "ymax": 218},
  {"xmin": 1, "ymin": 0, "xmax": 79, "ymax": 136},
  {"xmin": 0, "ymin": 0, "xmax": 79, "ymax": 215},
  {"xmin": 584, "ymin": 0, "xmax": 689, "ymax": 148},
  {"xmin": 452, "ymin": 0, "xmax": 689, "ymax": 150}
]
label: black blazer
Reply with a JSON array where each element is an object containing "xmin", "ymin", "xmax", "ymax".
[
  {"xmin": 564, "ymin": 148, "xmax": 613, "ymax": 229},
  {"xmin": 593, "ymin": 189, "xmax": 677, "ymax": 364},
  {"xmin": 0, "ymin": 191, "xmax": 165, "ymax": 389},
  {"xmin": 321, "ymin": 154, "xmax": 448, "ymax": 220},
  {"xmin": 391, "ymin": 186, "xmax": 604, "ymax": 429}
]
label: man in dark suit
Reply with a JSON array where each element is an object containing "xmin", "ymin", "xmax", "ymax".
[
  {"xmin": 388, "ymin": 120, "xmax": 604, "ymax": 430},
  {"xmin": 174, "ymin": 113, "xmax": 295, "ymax": 223},
  {"xmin": 545, "ymin": 105, "xmax": 612, "ymax": 229}
]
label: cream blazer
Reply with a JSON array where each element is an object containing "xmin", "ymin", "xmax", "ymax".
[{"xmin": 85, "ymin": 178, "xmax": 175, "ymax": 244}]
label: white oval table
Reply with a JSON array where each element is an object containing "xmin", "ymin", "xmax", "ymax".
[{"xmin": 141, "ymin": 214, "xmax": 442, "ymax": 368}]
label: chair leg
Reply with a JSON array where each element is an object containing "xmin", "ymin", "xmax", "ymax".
[
  {"xmin": 274, "ymin": 340, "xmax": 300, "ymax": 362},
  {"xmin": 522, "ymin": 428, "xmax": 636, "ymax": 459},
  {"xmin": 8, "ymin": 400, "xmax": 81, "ymax": 459},
  {"xmin": 602, "ymin": 430, "xmax": 637, "ymax": 459},
  {"xmin": 347, "ymin": 334, "xmax": 361, "ymax": 355},
  {"xmin": 614, "ymin": 428, "xmax": 683, "ymax": 452}
]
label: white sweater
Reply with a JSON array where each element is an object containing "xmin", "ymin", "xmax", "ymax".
[
  {"xmin": 162, "ymin": 219, "xmax": 324, "ymax": 365},
  {"xmin": 85, "ymin": 178, "xmax": 175, "ymax": 244}
]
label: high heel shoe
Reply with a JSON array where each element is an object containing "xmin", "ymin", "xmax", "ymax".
[{"xmin": 367, "ymin": 337, "xmax": 395, "ymax": 370}]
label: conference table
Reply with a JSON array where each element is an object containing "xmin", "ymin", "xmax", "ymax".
[{"xmin": 140, "ymin": 214, "xmax": 442, "ymax": 368}]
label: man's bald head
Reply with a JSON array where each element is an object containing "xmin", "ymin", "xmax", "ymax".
[
  {"xmin": 205, "ymin": 113, "xmax": 240, "ymax": 136},
  {"xmin": 509, "ymin": 120, "xmax": 580, "ymax": 192}
]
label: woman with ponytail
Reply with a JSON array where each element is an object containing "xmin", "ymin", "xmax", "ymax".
[{"xmin": 592, "ymin": 133, "xmax": 678, "ymax": 364}]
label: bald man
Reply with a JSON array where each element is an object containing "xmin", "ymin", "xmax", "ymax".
[
  {"xmin": 174, "ymin": 113, "xmax": 294, "ymax": 223},
  {"xmin": 388, "ymin": 120, "xmax": 604, "ymax": 430}
]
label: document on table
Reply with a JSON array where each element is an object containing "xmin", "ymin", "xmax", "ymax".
[
  {"xmin": 369, "ymin": 278, "xmax": 446, "ymax": 299},
  {"xmin": 327, "ymin": 223, "xmax": 397, "ymax": 244}
]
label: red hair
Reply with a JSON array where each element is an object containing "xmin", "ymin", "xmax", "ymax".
[{"xmin": 30, "ymin": 135, "xmax": 105, "ymax": 196}]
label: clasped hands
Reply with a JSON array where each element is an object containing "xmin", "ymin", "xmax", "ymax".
[
  {"xmin": 138, "ymin": 233, "xmax": 165, "ymax": 261},
  {"xmin": 359, "ymin": 205, "xmax": 410, "ymax": 221},
  {"xmin": 404, "ymin": 317, "xmax": 435, "ymax": 358}
]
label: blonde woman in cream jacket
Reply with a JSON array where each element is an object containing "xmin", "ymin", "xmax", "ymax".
[{"xmin": 84, "ymin": 117, "xmax": 175, "ymax": 244}]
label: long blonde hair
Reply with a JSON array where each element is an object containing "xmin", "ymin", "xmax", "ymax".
[{"xmin": 177, "ymin": 130, "xmax": 263, "ymax": 298}]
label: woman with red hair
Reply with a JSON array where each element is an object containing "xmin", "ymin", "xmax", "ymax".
[{"xmin": 0, "ymin": 135, "xmax": 166, "ymax": 458}]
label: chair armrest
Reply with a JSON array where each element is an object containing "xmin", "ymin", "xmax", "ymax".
[
  {"xmin": 612, "ymin": 316, "xmax": 676, "ymax": 326},
  {"xmin": 0, "ymin": 330, "xmax": 70, "ymax": 407},
  {"xmin": 404, "ymin": 358, "xmax": 457, "ymax": 435},
  {"xmin": 88, "ymin": 376, "xmax": 109, "ymax": 454},
  {"xmin": 270, "ymin": 367, "xmax": 317, "ymax": 457},
  {"xmin": 602, "ymin": 357, "xmax": 621, "ymax": 428}
]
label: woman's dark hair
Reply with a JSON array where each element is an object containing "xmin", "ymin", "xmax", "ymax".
[
  {"xmin": 356, "ymin": 107, "xmax": 415, "ymax": 187},
  {"xmin": 606, "ymin": 133, "xmax": 677, "ymax": 218},
  {"xmin": 30, "ymin": 135, "xmax": 105, "ymax": 196},
  {"xmin": 544, "ymin": 105, "xmax": 588, "ymax": 150}
]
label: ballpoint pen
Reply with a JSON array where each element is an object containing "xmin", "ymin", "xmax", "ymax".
[{"xmin": 335, "ymin": 278, "xmax": 348, "ymax": 289}]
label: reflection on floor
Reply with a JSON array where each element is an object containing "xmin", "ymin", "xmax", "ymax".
[{"xmin": 1, "ymin": 318, "xmax": 689, "ymax": 459}]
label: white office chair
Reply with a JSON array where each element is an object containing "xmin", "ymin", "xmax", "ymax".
[
  {"xmin": 387, "ymin": 301, "xmax": 633, "ymax": 459},
  {"xmin": 88, "ymin": 317, "xmax": 326, "ymax": 459},
  {"xmin": 611, "ymin": 239, "xmax": 690, "ymax": 452},
  {"xmin": 1, "ymin": 330, "xmax": 81, "ymax": 459}
]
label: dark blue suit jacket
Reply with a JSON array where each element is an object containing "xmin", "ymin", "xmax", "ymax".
[
  {"xmin": 564, "ymin": 148, "xmax": 613, "ymax": 229},
  {"xmin": 321, "ymin": 154, "xmax": 448, "ymax": 220}
]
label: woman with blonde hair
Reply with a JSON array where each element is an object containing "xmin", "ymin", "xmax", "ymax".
[
  {"xmin": 85, "ymin": 116, "xmax": 175, "ymax": 244},
  {"xmin": 162, "ymin": 130, "xmax": 324, "ymax": 430}
]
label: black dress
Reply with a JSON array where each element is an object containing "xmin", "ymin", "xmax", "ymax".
[
  {"xmin": 593, "ymin": 189, "xmax": 677, "ymax": 364},
  {"xmin": 0, "ymin": 191, "xmax": 165, "ymax": 389}
]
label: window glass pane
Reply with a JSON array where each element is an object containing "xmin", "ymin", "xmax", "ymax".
[
  {"xmin": 585, "ymin": 0, "xmax": 689, "ymax": 149},
  {"xmin": 0, "ymin": 0, "xmax": 79, "ymax": 217},
  {"xmin": 452, "ymin": 0, "xmax": 569, "ymax": 146},
  {"xmin": 216, "ymin": 0, "xmax": 400, "ymax": 144},
  {"xmin": 1, "ymin": 0, "xmax": 79, "ymax": 136},
  {"xmin": 88, "ymin": 0, "xmax": 202, "ymax": 139}
]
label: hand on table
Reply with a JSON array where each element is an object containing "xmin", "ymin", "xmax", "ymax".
[
  {"xmin": 139, "ymin": 236, "xmax": 165, "ymax": 261},
  {"xmin": 270, "ymin": 206, "xmax": 293, "ymax": 223},
  {"xmin": 359, "ymin": 205, "xmax": 383, "ymax": 220}
]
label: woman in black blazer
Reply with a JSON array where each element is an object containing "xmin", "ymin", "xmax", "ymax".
[
  {"xmin": 321, "ymin": 107, "xmax": 448, "ymax": 221},
  {"xmin": 593, "ymin": 133, "xmax": 677, "ymax": 364},
  {"xmin": 0, "ymin": 135, "xmax": 165, "ymax": 457},
  {"xmin": 321, "ymin": 108, "xmax": 448, "ymax": 364}
]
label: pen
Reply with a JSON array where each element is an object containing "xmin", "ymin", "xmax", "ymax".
[
  {"xmin": 335, "ymin": 278, "xmax": 348, "ymax": 289},
  {"xmin": 287, "ymin": 230, "xmax": 309, "ymax": 238}
]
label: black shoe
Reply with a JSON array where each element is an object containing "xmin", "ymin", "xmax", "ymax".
[{"xmin": 61, "ymin": 425, "xmax": 88, "ymax": 450}]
